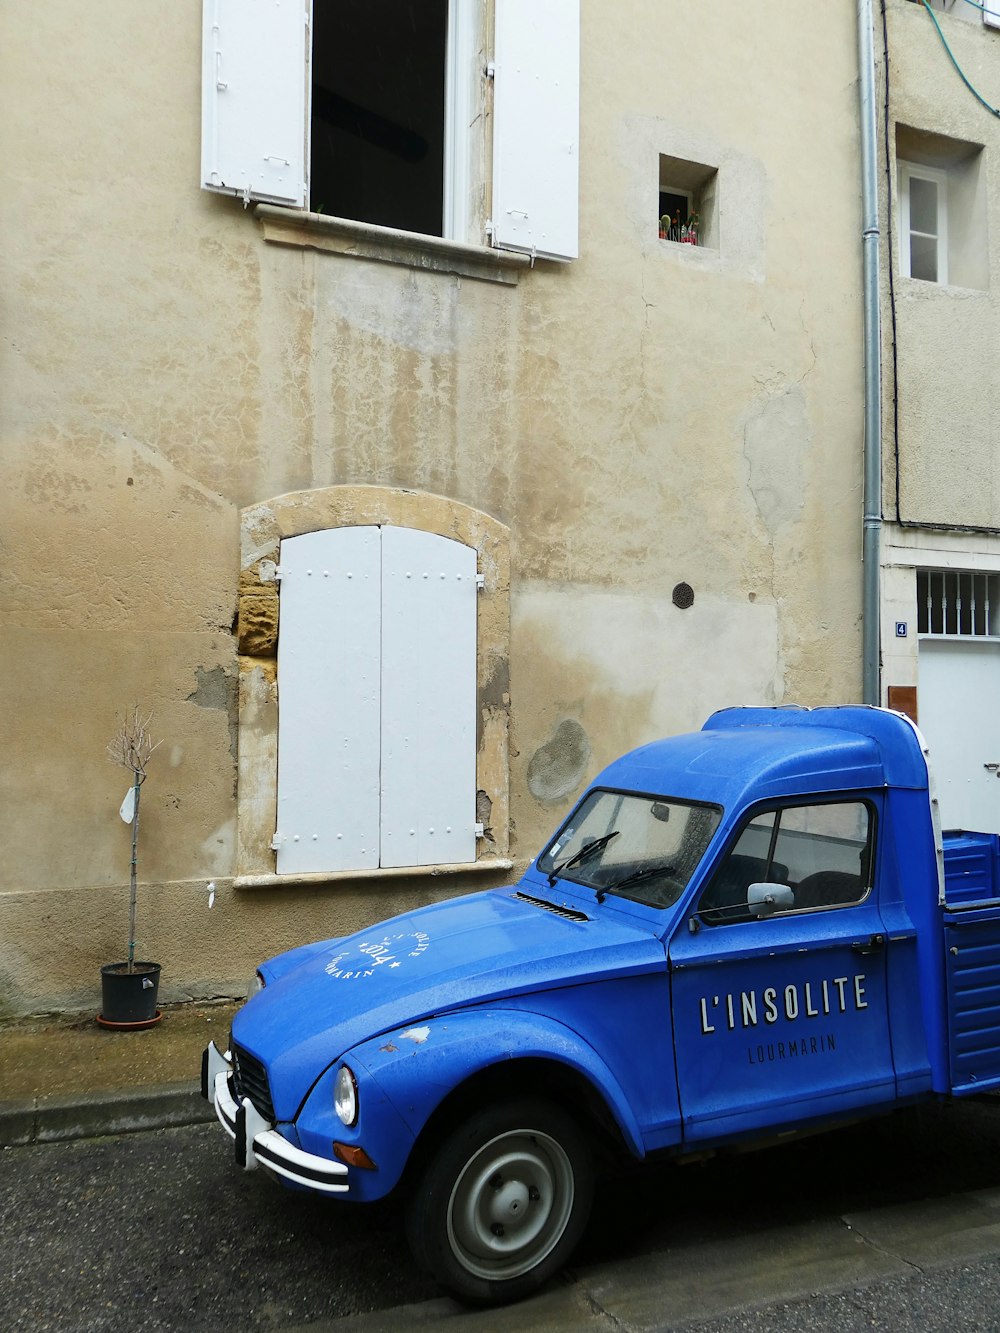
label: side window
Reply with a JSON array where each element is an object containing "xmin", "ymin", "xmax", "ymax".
[{"xmin": 698, "ymin": 801, "xmax": 874, "ymax": 926}]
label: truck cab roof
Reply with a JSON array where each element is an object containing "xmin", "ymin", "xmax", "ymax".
[{"xmin": 594, "ymin": 706, "xmax": 929, "ymax": 810}]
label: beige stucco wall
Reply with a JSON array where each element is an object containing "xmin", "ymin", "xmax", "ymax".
[{"xmin": 1, "ymin": 0, "xmax": 866, "ymax": 1016}]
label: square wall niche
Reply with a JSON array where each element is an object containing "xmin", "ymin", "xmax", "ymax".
[
  {"xmin": 658, "ymin": 153, "xmax": 718, "ymax": 249},
  {"xmin": 895, "ymin": 125, "xmax": 986, "ymax": 290}
]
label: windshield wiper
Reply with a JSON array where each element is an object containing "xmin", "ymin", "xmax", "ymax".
[
  {"xmin": 547, "ymin": 831, "xmax": 620, "ymax": 887},
  {"xmin": 597, "ymin": 862, "xmax": 677, "ymax": 903}
]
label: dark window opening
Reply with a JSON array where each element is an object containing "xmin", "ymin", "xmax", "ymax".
[
  {"xmin": 657, "ymin": 154, "xmax": 717, "ymax": 248},
  {"xmin": 658, "ymin": 190, "xmax": 692, "ymax": 241},
  {"xmin": 311, "ymin": 0, "xmax": 448, "ymax": 237}
]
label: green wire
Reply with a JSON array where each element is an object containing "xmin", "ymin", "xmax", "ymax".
[{"xmin": 919, "ymin": 0, "xmax": 1000, "ymax": 118}]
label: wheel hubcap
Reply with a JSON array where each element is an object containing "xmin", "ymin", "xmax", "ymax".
[
  {"xmin": 446, "ymin": 1129, "xmax": 575, "ymax": 1281},
  {"xmin": 490, "ymin": 1177, "xmax": 530, "ymax": 1233}
]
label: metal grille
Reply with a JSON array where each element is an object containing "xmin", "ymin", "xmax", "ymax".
[
  {"xmin": 514, "ymin": 892, "xmax": 589, "ymax": 922},
  {"xmin": 918, "ymin": 569, "xmax": 1000, "ymax": 639},
  {"xmin": 231, "ymin": 1039, "xmax": 276, "ymax": 1122}
]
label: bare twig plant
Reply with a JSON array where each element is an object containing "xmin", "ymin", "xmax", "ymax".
[{"xmin": 108, "ymin": 705, "xmax": 161, "ymax": 973}]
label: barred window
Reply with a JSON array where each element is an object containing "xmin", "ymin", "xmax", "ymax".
[{"xmin": 917, "ymin": 569, "xmax": 1000, "ymax": 639}]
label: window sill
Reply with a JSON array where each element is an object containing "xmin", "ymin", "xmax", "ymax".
[
  {"xmin": 235, "ymin": 856, "xmax": 514, "ymax": 891},
  {"xmin": 898, "ymin": 274, "xmax": 988, "ymax": 296},
  {"xmin": 255, "ymin": 206, "xmax": 530, "ymax": 286},
  {"xmin": 657, "ymin": 238, "xmax": 718, "ymax": 261}
]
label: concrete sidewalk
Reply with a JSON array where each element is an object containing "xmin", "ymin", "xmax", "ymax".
[{"xmin": 0, "ymin": 999, "xmax": 239, "ymax": 1146}]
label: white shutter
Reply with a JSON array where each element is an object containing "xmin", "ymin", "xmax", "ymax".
[
  {"xmin": 986, "ymin": 0, "xmax": 1000, "ymax": 29},
  {"xmin": 491, "ymin": 0, "xmax": 580, "ymax": 261},
  {"xmin": 379, "ymin": 528, "xmax": 478, "ymax": 868},
  {"xmin": 201, "ymin": 0, "xmax": 308, "ymax": 207},
  {"xmin": 275, "ymin": 528, "xmax": 381, "ymax": 873}
]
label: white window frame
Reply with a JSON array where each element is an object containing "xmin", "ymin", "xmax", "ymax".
[
  {"xmin": 201, "ymin": 0, "xmax": 580, "ymax": 262},
  {"xmin": 898, "ymin": 160, "xmax": 948, "ymax": 285},
  {"xmin": 443, "ymin": 0, "xmax": 478, "ymax": 244}
]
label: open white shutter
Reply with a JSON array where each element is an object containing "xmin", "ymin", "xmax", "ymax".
[
  {"xmin": 201, "ymin": 0, "xmax": 308, "ymax": 207},
  {"xmin": 986, "ymin": 0, "xmax": 1000, "ymax": 29},
  {"xmin": 379, "ymin": 528, "xmax": 478, "ymax": 868},
  {"xmin": 491, "ymin": 0, "xmax": 580, "ymax": 261},
  {"xmin": 275, "ymin": 528, "xmax": 381, "ymax": 873}
]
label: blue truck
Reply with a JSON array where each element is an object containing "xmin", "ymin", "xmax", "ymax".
[{"xmin": 203, "ymin": 705, "xmax": 1000, "ymax": 1304}]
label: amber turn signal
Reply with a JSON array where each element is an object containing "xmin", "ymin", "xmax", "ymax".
[{"xmin": 333, "ymin": 1142, "xmax": 377, "ymax": 1170}]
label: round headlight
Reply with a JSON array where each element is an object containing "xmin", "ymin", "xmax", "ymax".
[{"xmin": 334, "ymin": 1065, "xmax": 358, "ymax": 1126}]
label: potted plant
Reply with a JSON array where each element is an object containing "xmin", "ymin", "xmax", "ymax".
[{"xmin": 99, "ymin": 705, "xmax": 163, "ymax": 1030}]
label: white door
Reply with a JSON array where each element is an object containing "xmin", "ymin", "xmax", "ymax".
[
  {"xmin": 918, "ymin": 639, "xmax": 1000, "ymax": 833},
  {"xmin": 275, "ymin": 526, "xmax": 478, "ymax": 874},
  {"xmin": 276, "ymin": 527, "xmax": 382, "ymax": 874},
  {"xmin": 379, "ymin": 527, "xmax": 478, "ymax": 868}
]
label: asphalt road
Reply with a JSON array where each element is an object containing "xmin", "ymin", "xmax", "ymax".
[{"xmin": 4, "ymin": 1095, "xmax": 1000, "ymax": 1332}]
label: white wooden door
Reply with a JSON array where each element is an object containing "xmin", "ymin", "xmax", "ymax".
[
  {"xmin": 276, "ymin": 527, "xmax": 382, "ymax": 873},
  {"xmin": 275, "ymin": 526, "xmax": 477, "ymax": 874},
  {"xmin": 379, "ymin": 527, "xmax": 478, "ymax": 867},
  {"xmin": 918, "ymin": 639, "xmax": 1000, "ymax": 833}
]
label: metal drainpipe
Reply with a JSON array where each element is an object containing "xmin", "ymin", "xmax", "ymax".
[{"xmin": 858, "ymin": 0, "xmax": 882, "ymax": 706}]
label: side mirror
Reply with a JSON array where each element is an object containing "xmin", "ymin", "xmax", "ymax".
[{"xmin": 747, "ymin": 881, "xmax": 795, "ymax": 918}]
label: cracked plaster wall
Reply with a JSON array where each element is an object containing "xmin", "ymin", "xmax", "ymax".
[{"xmin": 2, "ymin": 0, "xmax": 864, "ymax": 1014}]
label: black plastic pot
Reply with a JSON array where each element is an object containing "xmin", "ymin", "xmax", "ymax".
[{"xmin": 98, "ymin": 962, "xmax": 162, "ymax": 1029}]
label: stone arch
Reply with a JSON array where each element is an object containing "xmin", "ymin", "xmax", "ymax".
[{"xmin": 235, "ymin": 486, "xmax": 510, "ymax": 883}]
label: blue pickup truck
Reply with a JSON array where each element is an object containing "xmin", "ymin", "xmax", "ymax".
[{"xmin": 203, "ymin": 705, "xmax": 1000, "ymax": 1304}]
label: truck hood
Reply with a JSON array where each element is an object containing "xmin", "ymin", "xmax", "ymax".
[{"xmin": 232, "ymin": 886, "xmax": 665, "ymax": 1120}]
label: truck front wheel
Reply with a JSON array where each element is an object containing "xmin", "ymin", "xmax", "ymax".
[{"xmin": 406, "ymin": 1098, "xmax": 595, "ymax": 1306}]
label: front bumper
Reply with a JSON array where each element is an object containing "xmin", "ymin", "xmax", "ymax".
[{"xmin": 201, "ymin": 1041, "xmax": 349, "ymax": 1195}]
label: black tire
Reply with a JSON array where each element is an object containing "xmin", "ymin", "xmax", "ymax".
[{"xmin": 406, "ymin": 1098, "xmax": 595, "ymax": 1306}]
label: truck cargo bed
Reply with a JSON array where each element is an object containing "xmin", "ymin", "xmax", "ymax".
[{"xmin": 943, "ymin": 832, "xmax": 1000, "ymax": 1094}]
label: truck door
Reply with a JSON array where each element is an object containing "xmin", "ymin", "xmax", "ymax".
[{"xmin": 667, "ymin": 798, "xmax": 896, "ymax": 1144}]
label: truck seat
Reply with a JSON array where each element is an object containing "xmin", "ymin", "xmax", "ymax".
[{"xmin": 793, "ymin": 870, "xmax": 862, "ymax": 910}]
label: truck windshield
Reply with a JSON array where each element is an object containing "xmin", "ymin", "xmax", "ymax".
[{"xmin": 537, "ymin": 790, "xmax": 722, "ymax": 909}]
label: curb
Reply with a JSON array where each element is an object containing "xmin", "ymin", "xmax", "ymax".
[{"xmin": 0, "ymin": 1082, "xmax": 215, "ymax": 1148}]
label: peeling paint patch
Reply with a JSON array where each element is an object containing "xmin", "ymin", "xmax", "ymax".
[
  {"xmin": 380, "ymin": 1042, "xmax": 399, "ymax": 1053},
  {"xmin": 476, "ymin": 789, "xmax": 495, "ymax": 844},
  {"xmin": 527, "ymin": 719, "xmax": 592, "ymax": 804},
  {"xmin": 187, "ymin": 665, "xmax": 239, "ymax": 764},
  {"xmin": 402, "ymin": 1026, "xmax": 431, "ymax": 1044},
  {"xmin": 481, "ymin": 656, "xmax": 511, "ymax": 715}
]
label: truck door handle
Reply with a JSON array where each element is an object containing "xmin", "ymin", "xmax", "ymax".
[{"xmin": 851, "ymin": 933, "xmax": 885, "ymax": 955}]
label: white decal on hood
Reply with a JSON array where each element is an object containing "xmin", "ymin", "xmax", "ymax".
[{"xmin": 325, "ymin": 930, "xmax": 431, "ymax": 980}]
